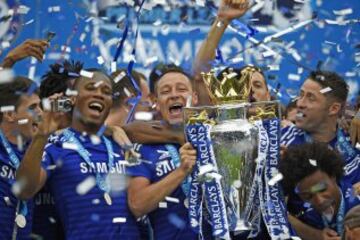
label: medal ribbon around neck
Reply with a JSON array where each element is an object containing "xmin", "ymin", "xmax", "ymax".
[
  {"xmin": 62, "ymin": 128, "xmax": 114, "ymax": 193},
  {"xmin": 0, "ymin": 129, "xmax": 28, "ymax": 223}
]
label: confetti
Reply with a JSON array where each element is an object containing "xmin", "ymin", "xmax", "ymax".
[
  {"xmin": 333, "ymin": 8, "xmax": 353, "ymax": 16},
  {"xmin": 112, "ymin": 217, "xmax": 126, "ymax": 223},
  {"xmin": 319, "ymin": 87, "xmax": 332, "ymax": 94},
  {"xmin": 76, "ymin": 176, "xmax": 96, "ymax": 195},
  {"xmin": 97, "ymin": 56, "xmax": 105, "ymax": 65},
  {"xmin": 92, "ymin": 199, "xmax": 100, "ymax": 205},
  {"xmin": 159, "ymin": 202, "xmax": 167, "ymax": 208},
  {"xmin": 355, "ymin": 143, "xmax": 360, "ymax": 150},
  {"xmin": 268, "ymin": 173, "xmax": 283, "ymax": 186},
  {"xmin": 104, "ymin": 192, "xmax": 112, "ymax": 205},
  {"xmin": 48, "ymin": 6, "xmax": 61, "ymax": 13},
  {"xmin": 111, "ymin": 62, "xmax": 117, "ymax": 73},
  {"xmin": 93, "ymin": 81, "xmax": 103, "ymax": 88},
  {"xmin": 17, "ymin": 5, "xmax": 30, "ymax": 15},
  {"xmin": 134, "ymin": 112, "xmax": 153, "ymax": 121},
  {"xmin": 46, "ymin": 165, "xmax": 57, "ymax": 171},
  {"xmin": 0, "ymin": 106, "xmax": 15, "ymax": 112},
  {"xmin": 288, "ymin": 74, "xmax": 301, "ymax": 81},
  {"xmin": 309, "ymin": 159, "xmax": 317, "ymax": 166},
  {"xmin": 267, "ymin": 65, "xmax": 280, "ymax": 71},
  {"xmin": 3, "ymin": 196, "xmax": 12, "ymax": 206},
  {"xmin": 113, "ymin": 71, "xmax": 126, "ymax": 84},
  {"xmin": 80, "ymin": 70, "xmax": 94, "ymax": 78},
  {"xmin": 62, "ymin": 142, "xmax": 79, "ymax": 151},
  {"xmin": 165, "ymin": 196, "xmax": 180, "ymax": 203},
  {"xmin": 65, "ymin": 89, "xmax": 78, "ymax": 96},
  {"xmin": 49, "ymin": 217, "xmax": 56, "ymax": 224}
]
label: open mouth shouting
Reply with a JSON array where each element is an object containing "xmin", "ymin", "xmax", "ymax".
[
  {"xmin": 88, "ymin": 101, "xmax": 104, "ymax": 117},
  {"xmin": 168, "ymin": 102, "xmax": 184, "ymax": 122}
]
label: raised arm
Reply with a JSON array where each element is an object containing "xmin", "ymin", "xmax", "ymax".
[
  {"xmin": 128, "ymin": 142, "xmax": 195, "ymax": 217},
  {"xmin": 16, "ymin": 109, "xmax": 63, "ymax": 200},
  {"xmin": 192, "ymin": 0, "xmax": 249, "ymax": 105},
  {"xmin": 1, "ymin": 39, "xmax": 48, "ymax": 68}
]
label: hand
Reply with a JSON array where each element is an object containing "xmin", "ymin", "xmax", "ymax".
[
  {"xmin": 319, "ymin": 228, "xmax": 340, "ymax": 240},
  {"xmin": 179, "ymin": 142, "xmax": 197, "ymax": 175},
  {"xmin": 353, "ymin": 182, "xmax": 360, "ymax": 196},
  {"xmin": 3, "ymin": 39, "xmax": 49, "ymax": 67},
  {"xmin": 36, "ymin": 93, "xmax": 65, "ymax": 136},
  {"xmin": 218, "ymin": 0, "xmax": 249, "ymax": 22},
  {"xmin": 109, "ymin": 125, "xmax": 133, "ymax": 148},
  {"xmin": 350, "ymin": 117, "xmax": 360, "ymax": 147}
]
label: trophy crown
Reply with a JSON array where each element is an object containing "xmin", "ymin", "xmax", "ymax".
[{"xmin": 201, "ymin": 67, "xmax": 257, "ymax": 104}]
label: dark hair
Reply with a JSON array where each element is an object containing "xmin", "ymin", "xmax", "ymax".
[
  {"xmin": 0, "ymin": 76, "xmax": 34, "ymax": 122},
  {"xmin": 72, "ymin": 68, "xmax": 112, "ymax": 91},
  {"xmin": 279, "ymin": 142, "xmax": 344, "ymax": 195},
  {"xmin": 308, "ymin": 70, "xmax": 348, "ymax": 106},
  {"xmin": 111, "ymin": 69, "xmax": 145, "ymax": 107},
  {"xmin": 149, "ymin": 63, "xmax": 193, "ymax": 94},
  {"xmin": 40, "ymin": 60, "xmax": 83, "ymax": 98}
]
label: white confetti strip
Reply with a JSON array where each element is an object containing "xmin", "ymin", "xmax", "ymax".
[
  {"xmin": 93, "ymin": 81, "xmax": 103, "ymax": 88},
  {"xmin": 263, "ymin": 19, "xmax": 313, "ymax": 43},
  {"xmin": 46, "ymin": 165, "xmax": 57, "ymax": 170},
  {"xmin": 159, "ymin": 202, "xmax": 167, "ymax": 208},
  {"xmin": 111, "ymin": 62, "xmax": 117, "ymax": 73},
  {"xmin": 92, "ymin": 199, "xmax": 100, "ymax": 205},
  {"xmin": 333, "ymin": 8, "xmax": 353, "ymax": 16},
  {"xmin": 123, "ymin": 87, "xmax": 131, "ymax": 97},
  {"xmin": 3, "ymin": 196, "xmax": 12, "ymax": 206},
  {"xmin": 134, "ymin": 112, "xmax": 153, "ymax": 121},
  {"xmin": 229, "ymin": 57, "xmax": 244, "ymax": 64},
  {"xmin": 62, "ymin": 142, "xmax": 79, "ymax": 151},
  {"xmin": 165, "ymin": 196, "xmax": 180, "ymax": 203},
  {"xmin": 355, "ymin": 143, "xmax": 360, "ymax": 150},
  {"xmin": 49, "ymin": 217, "xmax": 56, "ymax": 224},
  {"xmin": 17, "ymin": 5, "xmax": 30, "ymax": 14},
  {"xmin": 112, "ymin": 217, "xmax": 127, "ymax": 223},
  {"xmin": 1, "ymin": 41, "xmax": 10, "ymax": 49},
  {"xmin": 65, "ymin": 89, "xmax": 78, "ymax": 96},
  {"xmin": 48, "ymin": 6, "xmax": 61, "ymax": 13},
  {"xmin": 319, "ymin": 87, "xmax": 332, "ymax": 94},
  {"xmin": 268, "ymin": 65, "xmax": 280, "ymax": 71},
  {"xmin": 76, "ymin": 176, "xmax": 96, "ymax": 195},
  {"xmin": 288, "ymin": 74, "xmax": 301, "ymax": 81},
  {"xmin": 309, "ymin": 159, "xmax": 317, "ymax": 166},
  {"xmin": 97, "ymin": 56, "xmax": 105, "ymax": 65},
  {"xmin": 80, "ymin": 70, "xmax": 94, "ymax": 78},
  {"xmin": 0, "ymin": 105, "xmax": 15, "ymax": 112},
  {"xmin": 268, "ymin": 173, "xmax": 283, "ymax": 186},
  {"xmin": 113, "ymin": 71, "xmax": 126, "ymax": 84},
  {"xmin": 79, "ymin": 33, "xmax": 86, "ymax": 42}
]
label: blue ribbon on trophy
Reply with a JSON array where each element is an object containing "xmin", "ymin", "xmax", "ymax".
[
  {"xmin": 183, "ymin": 68, "xmax": 293, "ymax": 239},
  {"xmin": 185, "ymin": 121, "xmax": 231, "ymax": 239}
]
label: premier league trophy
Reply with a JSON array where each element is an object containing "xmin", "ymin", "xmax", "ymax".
[{"xmin": 184, "ymin": 67, "xmax": 291, "ymax": 239}]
